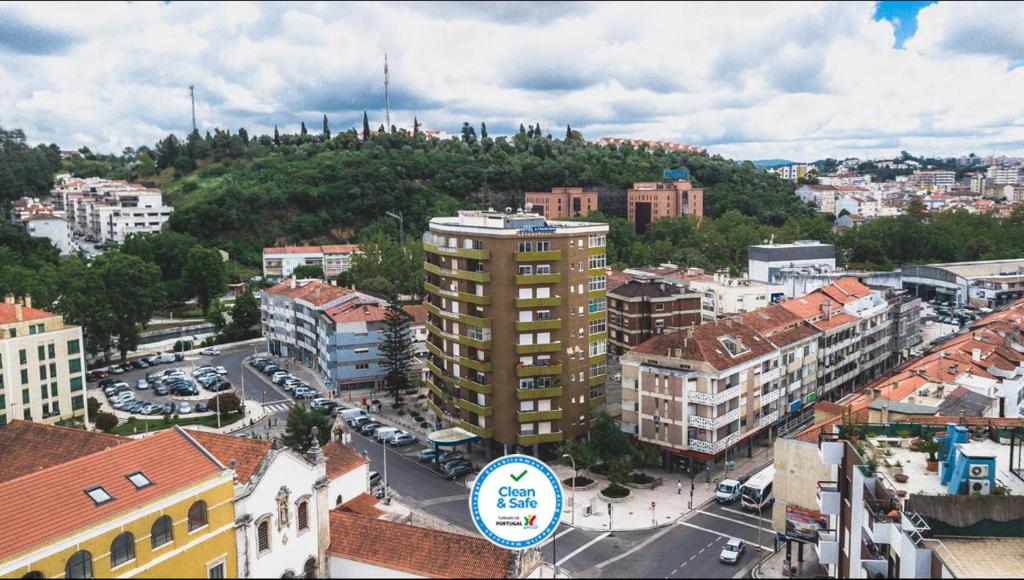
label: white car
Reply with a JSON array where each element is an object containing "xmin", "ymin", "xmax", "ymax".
[
  {"xmin": 136, "ymin": 379, "xmax": 149, "ymax": 390},
  {"xmin": 719, "ymin": 538, "xmax": 745, "ymax": 564},
  {"xmin": 178, "ymin": 401, "xmax": 192, "ymax": 414},
  {"xmin": 374, "ymin": 427, "xmax": 399, "ymax": 443},
  {"xmin": 215, "ymin": 366, "xmax": 228, "ymax": 375},
  {"xmin": 200, "ymin": 347, "xmax": 221, "ymax": 356}
]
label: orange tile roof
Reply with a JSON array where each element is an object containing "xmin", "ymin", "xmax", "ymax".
[
  {"xmin": 0, "ymin": 421, "xmax": 127, "ymax": 484},
  {"xmin": 320, "ymin": 244, "xmax": 360, "ymax": 254},
  {"xmin": 264, "ymin": 244, "xmax": 359, "ymax": 255},
  {"xmin": 324, "ymin": 441, "xmax": 369, "ymax": 480},
  {"xmin": 0, "ymin": 428, "xmax": 224, "ymax": 561},
  {"xmin": 186, "ymin": 430, "xmax": 273, "ymax": 485},
  {"xmin": 267, "ymin": 279, "xmax": 355, "ymax": 306},
  {"xmin": 633, "ymin": 318, "xmax": 777, "ymax": 371},
  {"xmin": 328, "ymin": 511, "xmax": 517, "ymax": 578},
  {"xmin": 337, "ymin": 493, "xmax": 384, "ymax": 518},
  {"xmin": 402, "ymin": 304, "xmax": 428, "ymax": 325},
  {"xmin": 324, "ymin": 301, "xmax": 388, "ymax": 324},
  {"xmin": 811, "ymin": 311, "xmax": 858, "ymax": 331},
  {"xmin": 0, "ymin": 303, "xmax": 58, "ymax": 325}
]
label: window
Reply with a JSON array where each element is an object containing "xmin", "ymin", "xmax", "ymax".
[
  {"xmin": 70, "ymin": 358, "xmax": 81, "ymax": 373},
  {"xmin": 38, "ymin": 345, "xmax": 46, "ymax": 360},
  {"xmin": 589, "ymin": 318, "xmax": 606, "ymax": 334},
  {"xmin": 40, "ymin": 385, "xmax": 48, "ymax": 400},
  {"xmin": 517, "ymin": 242, "xmax": 533, "ymax": 253},
  {"xmin": 518, "ymin": 265, "xmax": 533, "ymax": 275},
  {"xmin": 70, "ymin": 376, "xmax": 83, "ymax": 391},
  {"xmin": 19, "ymin": 349, "xmax": 26, "ymax": 365},
  {"xmin": 72, "ymin": 395, "xmax": 84, "ymax": 410},
  {"xmin": 20, "ymin": 370, "xmax": 28, "ymax": 385},
  {"xmin": 151, "ymin": 515, "xmax": 173, "ymax": 548},
  {"xmin": 588, "ymin": 276, "xmax": 605, "ymax": 291},
  {"xmin": 257, "ymin": 519, "xmax": 271, "ymax": 553},
  {"xmin": 536, "ymin": 264, "xmax": 551, "ymax": 275},
  {"xmin": 588, "ymin": 254, "xmax": 606, "ymax": 269},
  {"xmin": 588, "ymin": 297, "xmax": 606, "ymax": 314},
  {"xmin": 537, "ymin": 241, "xmax": 550, "ymax": 251},
  {"xmin": 188, "ymin": 501, "xmax": 208, "ymax": 531},
  {"xmin": 590, "ymin": 340, "xmax": 607, "ymax": 357},
  {"xmin": 68, "ymin": 339, "xmax": 81, "ymax": 354},
  {"xmin": 589, "ymin": 234, "xmax": 606, "ymax": 248},
  {"xmin": 110, "ymin": 532, "xmax": 135, "ymax": 567},
  {"xmin": 297, "ymin": 500, "xmax": 309, "ymax": 532},
  {"xmin": 126, "ymin": 471, "xmax": 151, "ymax": 489},
  {"xmin": 208, "ymin": 561, "xmax": 226, "ymax": 579},
  {"xmin": 355, "ymin": 363, "xmax": 369, "ymax": 370},
  {"xmin": 353, "ymin": 347, "xmax": 369, "ymax": 354},
  {"xmin": 65, "ymin": 550, "xmax": 93, "ymax": 579},
  {"xmin": 48, "ymin": 344, "xmax": 55, "ymax": 359}
]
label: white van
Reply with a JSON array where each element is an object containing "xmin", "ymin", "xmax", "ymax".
[
  {"xmin": 374, "ymin": 427, "xmax": 399, "ymax": 443},
  {"xmin": 715, "ymin": 479, "xmax": 741, "ymax": 504},
  {"xmin": 340, "ymin": 408, "xmax": 368, "ymax": 421}
]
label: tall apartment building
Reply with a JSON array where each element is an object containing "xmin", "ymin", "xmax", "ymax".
[
  {"xmin": 627, "ymin": 179, "xmax": 704, "ymax": 234},
  {"xmin": 606, "ymin": 277, "xmax": 702, "ymax": 355},
  {"xmin": 986, "ymin": 164, "xmax": 1021, "ymax": 185},
  {"xmin": 748, "ymin": 240, "xmax": 836, "ymax": 285},
  {"xmin": 524, "ymin": 187, "xmax": 598, "ymax": 220},
  {"xmin": 423, "ymin": 210, "xmax": 609, "ymax": 456},
  {"xmin": 773, "ymin": 164, "xmax": 814, "ymax": 181},
  {"xmin": 687, "ymin": 270, "xmax": 786, "ymax": 320},
  {"xmin": 0, "ymin": 295, "xmax": 87, "ymax": 426},
  {"xmin": 910, "ymin": 170, "xmax": 956, "ymax": 188},
  {"xmin": 262, "ymin": 245, "xmax": 360, "ymax": 281},
  {"xmin": 53, "ymin": 177, "xmax": 173, "ymax": 243}
]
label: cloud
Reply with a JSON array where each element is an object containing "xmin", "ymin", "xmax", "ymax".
[{"xmin": 0, "ymin": 1, "xmax": 1022, "ymax": 161}]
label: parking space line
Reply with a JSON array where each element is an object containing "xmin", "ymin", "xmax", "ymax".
[{"xmin": 555, "ymin": 531, "xmax": 610, "ymax": 567}]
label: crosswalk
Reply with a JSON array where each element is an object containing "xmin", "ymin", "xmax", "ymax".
[{"xmin": 263, "ymin": 400, "xmax": 294, "ymax": 414}]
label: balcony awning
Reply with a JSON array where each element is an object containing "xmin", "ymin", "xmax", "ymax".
[{"xmin": 427, "ymin": 427, "xmax": 480, "ymax": 448}]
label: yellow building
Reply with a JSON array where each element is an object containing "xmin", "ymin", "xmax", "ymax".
[
  {"xmin": 0, "ymin": 426, "xmax": 237, "ymax": 579},
  {"xmin": 0, "ymin": 295, "xmax": 88, "ymax": 426}
]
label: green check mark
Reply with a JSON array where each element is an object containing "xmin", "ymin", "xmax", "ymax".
[{"xmin": 510, "ymin": 470, "xmax": 528, "ymax": 482}]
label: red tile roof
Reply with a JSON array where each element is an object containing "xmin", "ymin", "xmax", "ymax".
[
  {"xmin": 267, "ymin": 279, "xmax": 355, "ymax": 306},
  {"xmin": 186, "ymin": 429, "xmax": 273, "ymax": 485},
  {"xmin": 324, "ymin": 441, "xmax": 369, "ymax": 480},
  {"xmin": 324, "ymin": 301, "xmax": 388, "ymax": 324},
  {"xmin": 264, "ymin": 244, "xmax": 359, "ymax": 255},
  {"xmin": 328, "ymin": 510, "xmax": 517, "ymax": 578},
  {"xmin": 402, "ymin": 304, "xmax": 428, "ymax": 326},
  {"xmin": 337, "ymin": 493, "xmax": 384, "ymax": 518},
  {"xmin": 0, "ymin": 303, "xmax": 58, "ymax": 325},
  {"xmin": 0, "ymin": 421, "xmax": 126, "ymax": 484},
  {"xmin": 0, "ymin": 428, "xmax": 224, "ymax": 561},
  {"xmin": 633, "ymin": 317, "xmax": 776, "ymax": 371}
]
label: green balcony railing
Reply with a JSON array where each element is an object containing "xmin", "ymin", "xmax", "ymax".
[
  {"xmin": 515, "ymin": 296, "xmax": 562, "ymax": 308},
  {"xmin": 516, "ymin": 364, "xmax": 562, "ymax": 378},
  {"xmin": 425, "ymin": 302, "xmax": 490, "ymax": 327},
  {"xmin": 455, "ymin": 376, "xmax": 492, "ymax": 395},
  {"xmin": 589, "ymin": 394, "xmax": 608, "ymax": 409},
  {"xmin": 457, "ymin": 420, "xmax": 494, "ymax": 439},
  {"xmin": 517, "ymin": 432, "xmax": 564, "ymax": 445},
  {"xmin": 514, "ymin": 250, "xmax": 561, "ymax": 262},
  {"xmin": 516, "ymin": 342, "xmax": 562, "ymax": 355},
  {"xmin": 456, "ymin": 398, "xmax": 493, "ymax": 417},
  {"xmin": 425, "ymin": 262, "xmax": 491, "ymax": 283},
  {"xmin": 516, "ymin": 273, "xmax": 562, "ymax": 285},
  {"xmin": 518, "ymin": 409, "xmax": 563, "ymax": 422},
  {"xmin": 424, "ymin": 281, "xmax": 491, "ymax": 305},
  {"xmin": 515, "ymin": 319, "xmax": 562, "ymax": 331},
  {"xmin": 426, "ymin": 322, "xmax": 492, "ymax": 350},
  {"xmin": 516, "ymin": 386, "xmax": 564, "ymax": 400},
  {"xmin": 423, "ymin": 242, "xmax": 490, "ymax": 261}
]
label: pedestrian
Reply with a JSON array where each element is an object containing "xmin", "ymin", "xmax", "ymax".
[{"xmin": 677, "ymin": 480, "xmax": 682, "ymax": 495}]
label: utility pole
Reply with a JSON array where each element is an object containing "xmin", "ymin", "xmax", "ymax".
[
  {"xmin": 384, "ymin": 53, "xmax": 390, "ymax": 131},
  {"xmin": 385, "ymin": 210, "xmax": 404, "ymax": 244},
  {"xmin": 189, "ymin": 85, "xmax": 197, "ymax": 133}
]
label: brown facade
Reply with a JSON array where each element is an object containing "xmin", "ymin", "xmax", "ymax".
[
  {"xmin": 423, "ymin": 214, "xmax": 609, "ymax": 454},
  {"xmin": 607, "ymin": 280, "xmax": 702, "ymax": 355},
  {"xmin": 524, "ymin": 188, "xmax": 598, "ymax": 220},
  {"xmin": 627, "ymin": 180, "xmax": 704, "ymax": 234}
]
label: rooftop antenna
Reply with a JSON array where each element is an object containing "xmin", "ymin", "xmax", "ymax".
[
  {"xmin": 189, "ymin": 85, "xmax": 197, "ymax": 133},
  {"xmin": 384, "ymin": 53, "xmax": 391, "ymax": 131}
]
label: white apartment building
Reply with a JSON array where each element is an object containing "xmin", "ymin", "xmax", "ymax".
[
  {"xmin": 748, "ymin": 240, "xmax": 836, "ymax": 285},
  {"xmin": 910, "ymin": 170, "xmax": 956, "ymax": 188},
  {"xmin": 688, "ymin": 271, "xmax": 786, "ymax": 320},
  {"xmin": 986, "ymin": 164, "xmax": 1021, "ymax": 185},
  {"xmin": 262, "ymin": 245, "xmax": 360, "ymax": 281},
  {"xmin": 22, "ymin": 215, "xmax": 72, "ymax": 256},
  {"xmin": 53, "ymin": 177, "xmax": 173, "ymax": 243},
  {"xmin": 835, "ymin": 194, "xmax": 881, "ymax": 218}
]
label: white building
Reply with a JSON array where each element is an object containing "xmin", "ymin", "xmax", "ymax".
[
  {"xmin": 747, "ymin": 240, "xmax": 836, "ymax": 285},
  {"xmin": 22, "ymin": 215, "xmax": 72, "ymax": 256},
  {"xmin": 53, "ymin": 177, "xmax": 173, "ymax": 243},
  {"xmin": 687, "ymin": 271, "xmax": 786, "ymax": 320},
  {"xmin": 986, "ymin": 164, "xmax": 1021, "ymax": 185},
  {"xmin": 262, "ymin": 245, "xmax": 360, "ymax": 281}
]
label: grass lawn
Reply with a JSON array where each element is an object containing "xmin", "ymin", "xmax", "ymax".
[{"xmin": 113, "ymin": 411, "xmax": 243, "ymax": 436}]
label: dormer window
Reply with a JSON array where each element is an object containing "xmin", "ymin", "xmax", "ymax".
[
  {"xmin": 127, "ymin": 471, "xmax": 152, "ymax": 489},
  {"xmin": 85, "ymin": 486, "xmax": 113, "ymax": 505}
]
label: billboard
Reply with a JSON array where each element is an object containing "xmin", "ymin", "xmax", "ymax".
[
  {"xmin": 785, "ymin": 505, "xmax": 828, "ymax": 543},
  {"xmin": 663, "ymin": 168, "xmax": 690, "ymax": 180}
]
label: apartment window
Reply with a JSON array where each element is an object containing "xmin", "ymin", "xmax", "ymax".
[
  {"xmin": 589, "ymin": 254, "xmax": 606, "ymax": 269},
  {"xmin": 353, "ymin": 347, "xmax": 369, "ymax": 354},
  {"xmin": 588, "ymin": 297, "xmax": 606, "ymax": 314},
  {"xmin": 208, "ymin": 561, "xmax": 226, "ymax": 579},
  {"xmin": 536, "ymin": 264, "xmax": 552, "ymax": 275},
  {"xmin": 70, "ymin": 358, "xmax": 81, "ymax": 373},
  {"xmin": 588, "ymin": 276, "xmax": 605, "ymax": 291},
  {"xmin": 21, "ymin": 389, "xmax": 29, "ymax": 404},
  {"xmin": 72, "ymin": 395, "xmax": 84, "ymax": 410},
  {"xmin": 257, "ymin": 518, "xmax": 271, "ymax": 554},
  {"xmin": 70, "ymin": 376, "xmax": 83, "ymax": 391},
  {"xmin": 655, "ymin": 303, "xmax": 664, "ymax": 311},
  {"xmin": 188, "ymin": 500, "xmax": 209, "ymax": 531},
  {"xmin": 110, "ymin": 532, "xmax": 136, "ymax": 567},
  {"xmin": 151, "ymin": 515, "xmax": 173, "ymax": 548},
  {"xmin": 38, "ymin": 345, "xmax": 46, "ymax": 360},
  {"xmin": 65, "ymin": 550, "xmax": 93, "ymax": 579},
  {"xmin": 18, "ymin": 349, "xmax": 26, "ymax": 365},
  {"xmin": 355, "ymin": 363, "xmax": 369, "ymax": 370},
  {"xmin": 48, "ymin": 344, "xmax": 55, "ymax": 359},
  {"xmin": 589, "ymin": 318, "xmax": 606, "ymax": 334},
  {"xmin": 590, "ymin": 340, "xmax": 607, "ymax": 357},
  {"xmin": 40, "ymin": 385, "xmax": 48, "ymax": 400},
  {"xmin": 518, "ymin": 242, "xmax": 533, "ymax": 252},
  {"xmin": 537, "ymin": 241, "xmax": 550, "ymax": 251},
  {"xmin": 518, "ymin": 265, "xmax": 533, "ymax": 275},
  {"xmin": 537, "ymin": 310, "xmax": 551, "ymax": 320},
  {"xmin": 297, "ymin": 499, "xmax": 310, "ymax": 532},
  {"xmin": 589, "ymin": 234, "xmax": 606, "ymax": 248}
]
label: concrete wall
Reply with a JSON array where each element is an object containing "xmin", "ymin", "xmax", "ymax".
[
  {"xmin": 771, "ymin": 438, "xmax": 832, "ymax": 532},
  {"xmin": 329, "ymin": 556, "xmax": 422, "ymax": 578}
]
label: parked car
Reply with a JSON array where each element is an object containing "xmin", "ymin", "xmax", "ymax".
[
  {"xmin": 200, "ymin": 347, "xmax": 221, "ymax": 356},
  {"xmin": 443, "ymin": 462, "xmax": 474, "ymax": 480},
  {"xmin": 438, "ymin": 451, "xmax": 465, "ymax": 465},
  {"xmin": 359, "ymin": 422, "xmax": 383, "ymax": 436},
  {"xmin": 211, "ymin": 381, "xmax": 233, "ymax": 392},
  {"xmin": 98, "ymin": 377, "xmax": 116, "ymax": 388},
  {"xmin": 86, "ymin": 371, "xmax": 106, "ymax": 382},
  {"xmin": 145, "ymin": 372, "xmax": 159, "ymax": 382},
  {"xmin": 154, "ymin": 383, "xmax": 169, "ymax": 396},
  {"xmin": 130, "ymin": 401, "xmax": 147, "ymax": 414},
  {"xmin": 215, "ymin": 366, "xmax": 228, "ymax": 375},
  {"xmin": 171, "ymin": 384, "xmax": 198, "ymax": 396},
  {"xmin": 310, "ymin": 398, "xmax": 337, "ymax": 412},
  {"xmin": 133, "ymin": 359, "xmax": 149, "ymax": 369},
  {"xmin": 161, "ymin": 401, "xmax": 176, "ymax": 414},
  {"xmin": 390, "ymin": 433, "xmax": 417, "ymax": 447},
  {"xmin": 108, "ymin": 365, "xmax": 124, "ymax": 375},
  {"xmin": 349, "ymin": 416, "xmax": 372, "ymax": 429},
  {"xmin": 262, "ymin": 365, "xmax": 281, "ymax": 375},
  {"xmin": 719, "ymin": 538, "xmax": 745, "ymax": 564},
  {"xmin": 195, "ymin": 401, "xmax": 209, "ymax": 413},
  {"xmin": 142, "ymin": 403, "xmax": 163, "ymax": 415},
  {"xmin": 272, "ymin": 372, "xmax": 291, "ymax": 384},
  {"xmin": 293, "ymin": 387, "xmax": 317, "ymax": 399},
  {"xmin": 174, "ymin": 352, "xmax": 185, "ymax": 362},
  {"xmin": 369, "ymin": 471, "xmax": 382, "ymax": 490},
  {"xmin": 136, "ymin": 379, "xmax": 149, "ymax": 390},
  {"xmin": 418, "ymin": 449, "xmax": 442, "ymax": 462},
  {"xmin": 179, "ymin": 401, "xmax": 192, "ymax": 414},
  {"xmin": 374, "ymin": 427, "xmax": 399, "ymax": 443}
]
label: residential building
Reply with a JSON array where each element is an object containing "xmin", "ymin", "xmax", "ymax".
[
  {"xmin": 835, "ymin": 194, "xmax": 881, "ymax": 219},
  {"xmin": 627, "ymin": 179, "xmax": 704, "ymax": 234},
  {"xmin": 261, "ymin": 279, "xmax": 401, "ymax": 390},
  {"xmin": 986, "ymin": 164, "xmax": 1021, "ymax": 185},
  {"xmin": 597, "ymin": 137, "xmax": 705, "ymax": 154},
  {"xmin": 0, "ymin": 426, "xmax": 238, "ymax": 579},
  {"xmin": 524, "ymin": 187, "xmax": 598, "ymax": 219},
  {"xmin": 422, "ymin": 209, "xmax": 609, "ymax": 456},
  {"xmin": 687, "ymin": 271, "xmax": 786, "ymax": 320},
  {"xmin": 262, "ymin": 245, "xmax": 360, "ymax": 281},
  {"xmin": 0, "ymin": 295, "xmax": 87, "ymax": 426},
  {"xmin": 773, "ymin": 164, "xmax": 815, "ymax": 181},
  {"xmin": 22, "ymin": 215, "xmax": 72, "ymax": 255},
  {"xmin": 888, "ymin": 292, "xmax": 923, "ymax": 362},
  {"xmin": 53, "ymin": 177, "xmax": 173, "ymax": 243},
  {"xmin": 748, "ymin": 240, "xmax": 836, "ymax": 285},
  {"xmin": 606, "ymin": 277, "xmax": 702, "ymax": 355},
  {"xmin": 910, "ymin": 170, "xmax": 956, "ymax": 188}
]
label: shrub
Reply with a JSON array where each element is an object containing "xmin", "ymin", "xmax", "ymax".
[
  {"xmin": 94, "ymin": 411, "xmax": 118, "ymax": 433},
  {"xmin": 601, "ymin": 483, "xmax": 630, "ymax": 499},
  {"xmin": 630, "ymin": 472, "xmax": 655, "ymax": 485},
  {"xmin": 590, "ymin": 463, "xmax": 610, "ymax": 476},
  {"xmin": 563, "ymin": 475, "xmax": 594, "ymax": 487}
]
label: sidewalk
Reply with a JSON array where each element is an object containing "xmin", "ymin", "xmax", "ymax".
[{"xmin": 752, "ymin": 538, "xmax": 823, "ymax": 579}]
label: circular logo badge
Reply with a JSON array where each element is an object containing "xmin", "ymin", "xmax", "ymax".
[{"xmin": 469, "ymin": 454, "xmax": 563, "ymax": 550}]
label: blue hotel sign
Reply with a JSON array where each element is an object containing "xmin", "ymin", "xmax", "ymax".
[{"xmin": 663, "ymin": 168, "xmax": 690, "ymax": 180}]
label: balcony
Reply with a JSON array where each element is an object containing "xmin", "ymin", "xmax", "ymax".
[
  {"xmin": 516, "ymin": 342, "xmax": 562, "ymax": 354},
  {"xmin": 864, "ymin": 499, "xmax": 901, "ymax": 545},
  {"xmin": 516, "ymin": 364, "xmax": 563, "ymax": 377},
  {"xmin": 425, "ymin": 379, "xmax": 448, "ymax": 402},
  {"xmin": 456, "ymin": 398, "xmax": 493, "ymax": 417},
  {"xmin": 758, "ymin": 409, "xmax": 780, "ymax": 427},
  {"xmin": 425, "ymin": 302, "xmax": 491, "ymax": 327},
  {"xmin": 515, "ymin": 296, "xmax": 562, "ymax": 308},
  {"xmin": 861, "ymin": 560, "xmax": 889, "ymax": 578},
  {"xmin": 424, "ymin": 281, "xmax": 491, "ymax": 305},
  {"xmin": 515, "ymin": 250, "xmax": 561, "ymax": 262},
  {"xmin": 760, "ymin": 387, "xmax": 783, "ymax": 406},
  {"xmin": 517, "ymin": 431, "xmax": 564, "ymax": 446},
  {"xmin": 454, "ymin": 375, "xmax": 492, "ymax": 395},
  {"xmin": 687, "ymin": 407, "xmax": 740, "ymax": 430},
  {"xmin": 588, "ymin": 374, "xmax": 606, "ymax": 387},
  {"xmin": 815, "ymin": 531, "xmax": 839, "ymax": 566},
  {"xmin": 816, "ymin": 481, "xmax": 840, "ymax": 515},
  {"xmin": 687, "ymin": 384, "xmax": 741, "ymax": 406},
  {"xmin": 425, "ymin": 262, "xmax": 491, "ymax": 283},
  {"xmin": 460, "ymin": 356, "xmax": 493, "ymax": 373},
  {"xmin": 687, "ymin": 431, "xmax": 742, "ymax": 454},
  {"xmin": 518, "ymin": 409, "xmax": 563, "ymax": 422},
  {"xmin": 515, "ymin": 319, "xmax": 562, "ymax": 331},
  {"xmin": 818, "ymin": 432, "xmax": 845, "ymax": 465},
  {"xmin": 516, "ymin": 386, "xmax": 564, "ymax": 400},
  {"xmin": 516, "ymin": 273, "xmax": 561, "ymax": 285},
  {"xmin": 589, "ymin": 394, "xmax": 607, "ymax": 409},
  {"xmin": 422, "ymin": 242, "xmax": 490, "ymax": 261},
  {"xmin": 457, "ymin": 420, "xmax": 494, "ymax": 439},
  {"xmin": 426, "ymin": 322, "xmax": 492, "ymax": 350}
]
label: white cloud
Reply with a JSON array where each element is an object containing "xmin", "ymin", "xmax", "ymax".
[{"xmin": 0, "ymin": 1, "xmax": 1022, "ymax": 161}]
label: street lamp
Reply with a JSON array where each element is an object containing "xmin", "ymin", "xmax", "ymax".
[
  {"xmin": 562, "ymin": 453, "xmax": 576, "ymax": 526},
  {"xmin": 385, "ymin": 210, "xmax": 404, "ymax": 243}
]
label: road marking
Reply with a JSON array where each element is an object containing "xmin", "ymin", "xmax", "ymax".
[
  {"xmin": 263, "ymin": 398, "xmax": 291, "ymax": 405},
  {"xmin": 676, "ymin": 521, "xmax": 771, "ymax": 551},
  {"xmin": 555, "ymin": 531, "xmax": 610, "ymax": 567},
  {"xmin": 593, "ymin": 520, "xmax": 680, "ymax": 569},
  {"xmin": 418, "ymin": 494, "xmax": 468, "ymax": 507},
  {"xmin": 553, "ymin": 527, "xmax": 575, "ymax": 541},
  {"xmin": 720, "ymin": 507, "xmax": 771, "ymax": 523},
  {"xmin": 695, "ymin": 509, "xmax": 773, "ymax": 532}
]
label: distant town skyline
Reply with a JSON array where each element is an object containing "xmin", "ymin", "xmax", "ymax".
[{"xmin": 1, "ymin": 1, "xmax": 1022, "ymax": 160}]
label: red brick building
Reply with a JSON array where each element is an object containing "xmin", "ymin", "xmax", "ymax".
[
  {"xmin": 524, "ymin": 187, "xmax": 598, "ymax": 219},
  {"xmin": 607, "ymin": 278, "xmax": 703, "ymax": 355},
  {"xmin": 627, "ymin": 180, "xmax": 704, "ymax": 233}
]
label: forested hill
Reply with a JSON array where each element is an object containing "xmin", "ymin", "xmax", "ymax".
[{"xmin": 72, "ymin": 125, "xmax": 809, "ymax": 265}]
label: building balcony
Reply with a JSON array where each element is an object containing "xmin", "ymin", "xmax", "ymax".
[
  {"xmin": 687, "ymin": 385, "xmax": 742, "ymax": 406},
  {"xmin": 456, "ymin": 398, "xmax": 493, "ymax": 417},
  {"xmin": 687, "ymin": 431, "xmax": 742, "ymax": 454},
  {"xmin": 515, "ymin": 296, "xmax": 562, "ymax": 308},
  {"xmin": 457, "ymin": 420, "xmax": 494, "ymax": 439},
  {"xmin": 589, "ymin": 331, "xmax": 608, "ymax": 342},
  {"xmin": 515, "ymin": 250, "xmax": 561, "ymax": 262},
  {"xmin": 517, "ymin": 432, "xmax": 564, "ymax": 446},
  {"xmin": 816, "ymin": 481, "xmax": 840, "ymax": 515},
  {"xmin": 426, "ymin": 378, "xmax": 448, "ymax": 402},
  {"xmin": 589, "ymin": 394, "xmax": 607, "ymax": 409},
  {"xmin": 588, "ymin": 374, "xmax": 606, "ymax": 387},
  {"xmin": 426, "ymin": 322, "xmax": 492, "ymax": 350},
  {"xmin": 425, "ymin": 302, "xmax": 491, "ymax": 327},
  {"xmin": 758, "ymin": 409, "xmax": 780, "ymax": 427},
  {"xmin": 454, "ymin": 375, "xmax": 492, "ymax": 395},
  {"xmin": 687, "ymin": 407, "xmax": 740, "ymax": 430},
  {"xmin": 459, "ymin": 356, "xmax": 493, "ymax": 373},
  {"xmin": 815, "ymin": 531, "xmax": 839, "ymax": 566},
  {"xmin": 515, "ymin": 319, "xmax": 562, "ymax": 331},
  {"xmin": 517, "ymin": 342, "xmax": 562, "ymax": 354},
  {"xmin": 818, "ymin": 432, "xmax": 845, "ymax": 465},
  {"xmin": 516, "ymin": 386, "xmax": 564, "ymax": 400},
  {"xmin": 422, "ymin": 242, "xmax": 490, "ymax": 261},
  {"xmin": 760, "ymin": 388, "xmax": 783, "ymax": 406},
  {"xmin": 588, "ymin": 310, "xmax": 607, "ymax": 321},
  {"xmin": 424, "ymin": 281, "xmax": 491, "ymax": 305},
  {"xmin": 518, "ymin": 409, "xmax": 563, "ymax": 422},
  {"xmin": 516, "ymin": 364, "xmax": 563, "ymax": 377},
  {"xmin": 424, "ymin": 262, "xmax": 491, "ymax": 283},
  {"xmin": 861, "ymin": 560, "xmax": 889, "ymax": 578},
  {"xmin": 588, "ymin": 246, "xmax": 605, "ymax": 256},
  {"xmin": 516, "ymin": 273, "xmax": 561, "ymax": 285},
  {"xmin": 864, "ymin": 502, "xmax": 901, "ymax": 545}
]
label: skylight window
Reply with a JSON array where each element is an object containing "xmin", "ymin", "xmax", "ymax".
[
  {"xmin": 86, "ymin": 486, "xmax": 114, "ymax": 505},
  {"xmin": 127, "ymin": 471, "xmax": 152, "ymax": 489}
]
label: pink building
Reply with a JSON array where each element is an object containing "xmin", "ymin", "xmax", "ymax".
[
  {"xmin": 627, "ymin": 180, "xmax": 704, "ymax": 233},
  {"xmin": 524, "ymin": 187, "xmax": 598, "ymax": 219}
]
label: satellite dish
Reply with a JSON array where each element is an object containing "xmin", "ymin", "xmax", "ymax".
[{"xmin": 505, "ymin": 207, "xmax": 513, "ymax": 214}]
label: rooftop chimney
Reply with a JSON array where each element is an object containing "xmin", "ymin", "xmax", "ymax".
[
  {"xmin": 972, "ymin": 348, "xmax": 982, "ymax": 362},
  {"xmin": 289, "ymin": 275, "xmax": 297, "ymax": 289},
  {"xmin": 14, "ymin": 303, "xmax": 23, "ymax": 322},
  {"xmin": 23, "ymin": 296, "xmax": 31, "ymax": 309},
  {"xmin": 3, "ymin": 294, "xmax": 14, "ymax": 304}
]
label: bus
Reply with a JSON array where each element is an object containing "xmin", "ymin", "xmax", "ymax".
[{"xmin": 740, "ymin": 465, "xmax": 775, "ymax": 512}]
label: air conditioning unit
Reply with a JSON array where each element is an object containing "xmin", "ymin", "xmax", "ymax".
[
  {"xmin": 969, "ymin": 479, "xmax": 991, "ymax": 495},
  {"xmin": 917, "ymin": 387, "xmax": 930, "ymax": 396},
  {"xmin": 968, "ymin": 464, "xmax": 990, "ymax": 479}
]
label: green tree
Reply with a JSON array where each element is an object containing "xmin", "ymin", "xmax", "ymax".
[
  {"xmin": 94, "ymin": 411, "xmax": 118, "ymax": 433},
  {"xmin": 380, "ymin": 297, "xmax": 412, "ymax": 403},
  {"xmin": 362, "ymin": 111, "xmax": 370, "ymax": 141},
  {"xmin": 632, "ymin": 445, "xmax": 661, "ymax": 475},
  {"xmin": 210, "ymin": 392, "xmax": 242, "ymax": 417},
  {"xmin": 55, "ymin": 258, "xmax": 116, "ymax": 357},
  {"xmin": 480, "ymin": 122, "xmax": 488, "ymax": 140},
  {"xmin": 231, "ymin": 289, "xmax": 261, "ymax": 329},
  {"xmin": 561, "ymin": 439, "xmax": 597, "ymax": 478},
  {"xmin": 273, "ymin": 125, "xmax": 280, "ymax": 145},
  {"xmin": 282, "ymin": 403, "xmax": 331, "ymax": 452},
  {"xmin": 322, "ymin": 114, "xmax": 331, "ymax": 139},
  {"xmin": 290, "ymin": 264, "xmax": 325, "ymax": 279},
  {"xmin": 93, "ymin": 252, "xmax": 163, "ymax": 360},
  {"xmin": 589, "ymin": 413, "xmax": 632, "ymax": 465},
  {"xmin": 182, "ymin": 246, "xmax": 227, "ymax": 314}
]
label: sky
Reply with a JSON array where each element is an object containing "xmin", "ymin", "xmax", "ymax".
[{"xmin": 2, "ymin": 1, "xmax": 1023, "ymax": 162}]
